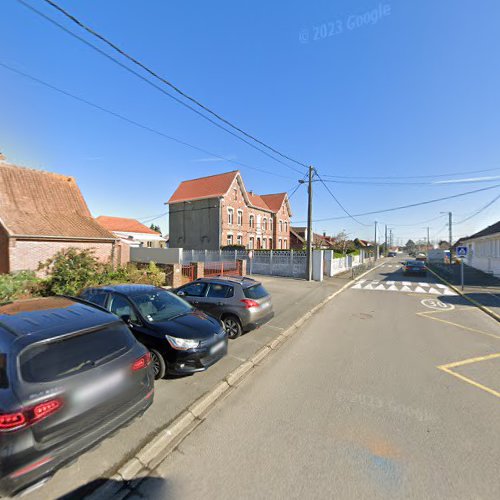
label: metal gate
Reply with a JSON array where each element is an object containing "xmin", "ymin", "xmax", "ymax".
[{"xmin": 181, "ymin": 264, "xmax": 195, "ymax": 284}]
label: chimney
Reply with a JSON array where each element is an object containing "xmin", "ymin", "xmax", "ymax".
[
  {"xmin": 323, "ymin": 231, "xmax": 326, "ymax": 237},
  {"xmin": 0, "ymin": 152, "xmax": 6, "ymax": 163}
]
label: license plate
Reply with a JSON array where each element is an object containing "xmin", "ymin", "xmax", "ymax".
[
  {"xmin": 73, "ymin": 370, "xmax": 125, "ymax": 403},
  {"xmin": 210, "ymin": 340, "xmax": 225, "ymax": 355}
]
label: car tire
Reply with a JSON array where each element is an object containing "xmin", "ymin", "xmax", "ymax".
[
  {"xmin": 222, "ymin": 315, "xmax": 243, "ymax": 340},
  {"xmin": 149, "ymin": 348, "xmax": 166, "ymax": 379}
]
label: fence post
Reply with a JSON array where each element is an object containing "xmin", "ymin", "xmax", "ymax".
[{"xmin": 270, "ymin": 249, "xmax": 274, "ymax": 275}]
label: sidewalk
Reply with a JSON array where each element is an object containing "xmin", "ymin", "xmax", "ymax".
[
  {"xmin": 26, "ymin": 272, "xmax": 352, "ymax": 500},
  {"xmin": 428, "ymin": 263, "xmax": 500, "ymax": 320}
]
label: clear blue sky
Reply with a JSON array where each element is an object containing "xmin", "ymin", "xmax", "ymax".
[{"xmin": 1, "ymin": 0, "xmax": 499, "ymax": 245}]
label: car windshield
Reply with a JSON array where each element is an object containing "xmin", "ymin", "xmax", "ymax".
[{"xmin": 131, "ymin": 289, "xmax": 193, "ymax": 323}]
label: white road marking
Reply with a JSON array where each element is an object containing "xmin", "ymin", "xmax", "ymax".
[{"xmin": 351, "ymin": 280, "xmax": 458, "ymax": 296}]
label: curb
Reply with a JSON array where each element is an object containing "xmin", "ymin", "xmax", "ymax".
[
  {"xmin": 85, "ymin": 262, "xmax": 384, "ymax": 499},
  {"xmin": 427, "ymin": 267, "xmax": 500, "ymax": 323}
]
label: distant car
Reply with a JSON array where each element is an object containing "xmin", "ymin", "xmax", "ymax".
[
  {"xmin": 175, "ymin": 276, "xmax": 274, "ymax": 340},
  {"xmin": 0, "ymin": 297, "xmax": 153, "ymax": 497},
  {"xmin": 79, "ymin": 285, "xmax": 227, "ymax": 379},
  {"xmin": 387, "ymin": 251, "xmax": 397, "ymax": 257},
  {"xmin": 403, "ymin": 260, "xmax": 427, "ymax": 275}
]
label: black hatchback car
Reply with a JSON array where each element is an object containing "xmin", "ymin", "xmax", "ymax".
[
  {"xmin": 79, "ymin": 285, "xmax": 228, "ymax": 379},
  {"xmin": 0, "ymin": 297, "xmax": 154, "ymax": 497}
]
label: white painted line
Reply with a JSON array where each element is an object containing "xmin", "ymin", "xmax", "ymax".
[
  {"xmin": 427, "ymin": 287, "xmax": 441, "ymax": 295},
  {"xmin": 418, "ymin": 282, "xmax": 428, "ymax": 287},
  {"xmin": 374, "ymin": 284, "xmax": 386, "ymax": 290},
  {"xmin": 414, "ymin": 286, "xmax": 427, "ymax": 293},
  {"xmin": 402, "ymin": 281, "xmax": 412, "ymax": 286},
  {"xmin": 387, "ymin": 284, "xmax": 399, "ymax": 291},
  {"xmin": 401, "ymin": 285, "xmax": 412, "ymax": 292}
]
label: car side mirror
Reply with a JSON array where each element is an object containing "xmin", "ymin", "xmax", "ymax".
[{"xmin": 177, "ymin": 290, "xmax": 186, "ymax": 296}]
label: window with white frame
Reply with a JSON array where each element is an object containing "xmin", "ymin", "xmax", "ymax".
[
  {"xmin": 263, "ymin": 238, "xmax": 267, "ymax": 249},
  {"xmin": 249, "ymin": 214, "xmax": 254, "ymax": 228},
  {"xmin": 263, "ymin": 218, "xmax": 267, "ymax": 231},
  {"xmin": 283, "ymin": 239, "xmax": 287, "ymax": 249},
  {"xmin": 233, "ymin": 188, "xmax": 237, "ymax": 201},
  {"xmin": 249, "ymin": 237, "xmax": 254, "ymax": 249},
  {"xmin": 227, "ymin": 234, "xmax": 233, "ymax": 245},
  {"xmin": 237, "ymin": 210, "xmax": 243, "ymax": 226},
  {"xmin": 279, "ymin": 220, "xmax": 283, "ymax": 232},
  {"xmin": 278, "ymin": 239, "xmax": 282, "ymax": 249},
  {"xmin": 284, "ymin": 221, "xmax": 288, "ymax": 233},
  {"xmin": 237, "ymin": 234, "xmax": 243, "ymax": 246},
  {"xmin": 227, "ymin": 208, "xmax": 234, "ymax": 225},
  {"xmin": 269, "ymin": 218, "xmax": 273, "ymax": 232}
]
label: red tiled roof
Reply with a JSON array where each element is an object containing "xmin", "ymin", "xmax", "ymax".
[
  {"xmin": 0, "ymin": 163, "xmax": 115, "ymax": 240},
  {"xmin": 247, "ymin": 193, "xmax": 271, "ymax": 211},
  {"xmin": 96, "ymin": 216, "xmax": 161, "ymax": 235},
  {"xmin": 260, "ymin": 193, "xmax": 286, "ymax": 212},
  {"xmin": 168, "ymin": 171, "xmax": 239, "ymax": 204}
]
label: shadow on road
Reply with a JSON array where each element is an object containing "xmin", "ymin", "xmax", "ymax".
[{"xmin": 58, "ymin": 476, "xmax": 168, "ymax": 500}]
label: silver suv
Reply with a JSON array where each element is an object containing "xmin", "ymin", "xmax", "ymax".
[{"xmin": 175, "ymin": 277, "xmax": 274, "ymax": 339}]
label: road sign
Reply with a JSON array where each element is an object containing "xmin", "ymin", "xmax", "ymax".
[{"xmin": 456, "ymin": 246, "xmax": 468, "ymax": 257}]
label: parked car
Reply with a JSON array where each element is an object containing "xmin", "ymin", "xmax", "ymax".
[
  {"xmin": 387, "ymin": 251, "xmax": 397, "ymax": 257},
  {"xmin": 175, "ymin": 276, "xmax": 274, "ymax": 340},
  {"xmin": 79, "ymin": 285, "xmax": 227, "ymax": 379},
  {"xmin": 0, "ymin": 296, "xmax": 153, "ymax": 497},
  {"xmin": 416, "ymin": 253, "xmax": 427, "ymax": 262},
  {"xmin": 403, "ymin": 260, "xmax": 427, "ymax": 276}
]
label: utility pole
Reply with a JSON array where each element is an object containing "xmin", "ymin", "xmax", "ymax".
[
  {"xmin": 384, "ymin": 224, "xmax": 388, "ymax": 256},
  {"xmin": 448, "ymin": 212, "xmax": 453, "ymax": 251},
  {"xmin": 374, "ymin": 221, "xmax": 378, "ymax": 260},
  {"xmin": 389, "ymin": 228, "xmax": 393, "ymax": 249},
  {"xmin": 306, "ymin": 165, "xmax": 314, "ymax": 281},
  {"xmin": 427, "ymin": 226, "xmax": 430, "ymax": 250}
]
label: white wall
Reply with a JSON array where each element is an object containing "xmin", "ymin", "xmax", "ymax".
[
  {"xmin": 130, "ymin": 247, "xmax": 182, "ymax": 265},
  {"xmin": 467, "ymin": 235, "xmax": 500, "ymax": 276}
]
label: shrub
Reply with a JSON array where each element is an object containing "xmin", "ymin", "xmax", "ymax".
[
  {"xmin": 0, "ymin": 271, "xmax": 39, "ymax": 303},
  {"xmin": 38, "ymin": 248, "xmax": 101, "ymax": 296}
]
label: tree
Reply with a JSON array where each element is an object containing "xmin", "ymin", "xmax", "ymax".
[
  {"xmin": 438, "ymin": 240, "xmax": 450, "ymax": 249},
  {"xmin": 405, "ymin": 239, "xmax": 416, "ymax": 252},
  {"xmin": 150, "ymin": 223, "xmax": 161, "ymax": 233}
]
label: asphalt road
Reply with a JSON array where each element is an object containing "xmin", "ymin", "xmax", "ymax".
[{"xmin": 132, "ymin": 257, "xmax": 500, "ymax": 499}]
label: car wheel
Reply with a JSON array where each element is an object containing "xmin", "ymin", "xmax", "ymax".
[
  {"xmin": 149, "ymin": 348, "xmax": 166, "ymax": 379},
  {"xmin": 222, "ymin": 315, "xmax": 242, "ymax": 339}
]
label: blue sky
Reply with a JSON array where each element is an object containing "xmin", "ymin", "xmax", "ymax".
[{"xmin": 1, "ymin": 0, "xmax": 499, "ymax": 245}]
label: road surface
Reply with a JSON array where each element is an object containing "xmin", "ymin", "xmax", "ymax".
[{"xmin": 131, "ymin": 257, "xmax": 500, "ymax": 499}]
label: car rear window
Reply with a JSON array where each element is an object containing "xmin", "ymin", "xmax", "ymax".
[
  {"xmin": 243, "ymin": 284, "xmax": 269, "ymax": 300},
  {"xmin": 0, "ymin": 353, "xmax": 8, "ymax": 389},
  {"xmin": 407, "ymin": 261, "xmax": 424, "ymax": 266},
  {"xmin": 80, "ymin": 289, "xmax": 109, "ymax": 308},
  {"xmin": 19, "ymin": 324, "xmax": 134, "ymax": 383}
]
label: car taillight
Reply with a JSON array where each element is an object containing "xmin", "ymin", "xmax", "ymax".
[
  {"xmin": 0, "ymin": 398, "xmax": 62, "ymax": 432},
  {"xmin": 240, "ymin": 299, "xmax": 260, "ymax": 309},
  {"xmin": 132, "ymin": 351, "xmax": 151, "ymax": 371},
  {"xmin": 0, "ymin": 412, "xmax": 26, "ymax": 431},
  {"xmin": 32, "ymin": 399, "xmax": 62, "ymax": 423}
]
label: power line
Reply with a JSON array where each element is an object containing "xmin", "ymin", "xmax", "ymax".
[
  {"xmin": 17, "ymin": 0, "xmax": 304, "ymax": 176},
  {"xmin": 454, "ymin": 192, "xmax": 500, "ymax": 224},
  {"xmin": 315, "ymin": 171, "xmax": 369, "ymax": 226},
  {"xmin": 319, "ymin": 177, "xmax": 500, "ymax": 186},
  {"xmin": 25, "ymin": 0, "xmax": 307, "ymax": 174},
  {"xmin": 0, "ymin": 61, "xmax": 294, "ymax": 180},
  {"xmin": 320, "ymin": 166, "xmax": 500, "ymax": 180},
  {"xmin": 293, "ymin": 183, "xmax": 500, "ymax": 223}
]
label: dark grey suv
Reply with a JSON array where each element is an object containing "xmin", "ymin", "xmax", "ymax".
[
  {"xmin": 175, "ymin": 277, "xmax": 274, "ymax": 339},
  {"xmin": 0, "ymin": 297, "xmax": 154, "ymax": 497}
]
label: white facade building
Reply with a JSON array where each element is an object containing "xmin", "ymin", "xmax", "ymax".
[{"xmin": 464, "ymin": 221, "xmax": 500, "ymax": 277}]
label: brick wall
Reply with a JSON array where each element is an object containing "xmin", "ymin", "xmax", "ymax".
[
  {"xmin": 9, "ymin": 239, "xmax": 115, "ymax": 273},
  {"xmin": 220, "ymin": 177, "xmax": 290, "ymax": 250}
]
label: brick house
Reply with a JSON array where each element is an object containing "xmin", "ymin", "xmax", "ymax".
[
  {"xmin": 168, "ymin": 170, "xmax": 292, "ymax": 250},
  {"xmin": 0, "ymin": 157, "xmax": 117, "ymax": 273}
]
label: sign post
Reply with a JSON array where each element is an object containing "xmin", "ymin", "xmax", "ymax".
[{"xmin": 456, "ymin": 246, "xmax": 468, "ymax": 291}]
